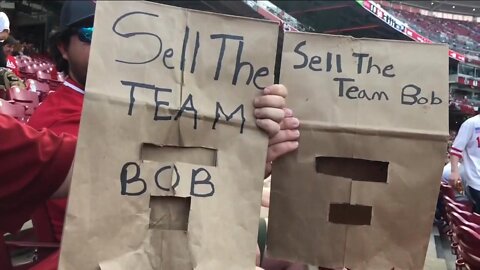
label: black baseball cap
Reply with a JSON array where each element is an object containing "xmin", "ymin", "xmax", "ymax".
[{"xmin": 59, "ymin": 0, "xmax": 96, "ymax": 31}]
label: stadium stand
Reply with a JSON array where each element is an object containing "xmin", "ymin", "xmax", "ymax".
[{"xmin": 388, "ymin": 8, "xmax": 480, "ymax": 57}]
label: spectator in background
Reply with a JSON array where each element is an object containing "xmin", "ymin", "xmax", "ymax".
[
  {"xmin": 3, "ymin": 35, "xmax": 20, "ymax": 76},
  {"xmin": 0, "ymin": 11, "xmax": 9, "ymax": 67},
  {"xmin": 12, "ymin": 42, "xmax": 23, "ymax": 56},
  {"xmin": 450, "ymin": 113, "xmax": 480, "ymax": 214}
]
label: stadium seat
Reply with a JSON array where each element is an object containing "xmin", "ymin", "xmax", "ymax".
[
  {"xmin": 8, "ymin": 86, "xmax": 39, "ymax": 117},
  {"xmin": 19, "ymin": 66, "xmax": 36, "ymax": 80},
  {"xmin": 25, "ymin": 79, "xmax": 50, "ymax": 95},
  {"xmin": 0, "ymin": 99, "xmax": 26, "ymax": 122},
  {"xmin": 35, "ymin": 71, "xmax": 51, "ymax": 82},
  {"xmin": 0, "ymin": 204, "xmax": 59, "ymax": 270},
  {"xmin": 456, "ymin": 225, "xmax": 480, "ymax": 270}
]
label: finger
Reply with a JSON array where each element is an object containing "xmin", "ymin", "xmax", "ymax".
[
  {"xmin": 264, "ymin": 84, "xmax": 287, "ymax": 98},
  {"xmin": 268, "ymin": 129, "xmax": 300, "ymax": 146},
  {"xmin": 267, "ymin": 141, "xmax": 299, "ymax": 163},
  {"xmin": 261, "ymin": 187, "xmax": 270, "ymax": 207},
  {"xmin": 284, "ymin": 107, "xmax": 293, "ymax": 118},
  {"xmin": 255, "ymin": 107, "xmax": 285, "ymax": 122},
  {"xmin": 264, "ymin": 162, "xmax": 272, "ymax": 178},
  {"xmin": 256, "ymin": 118, "xmax": 280, "ymax": 137},
  {"xmin": 254, "ymin": 95, "xmax": 286, "ymax": 109},
  {"xmin": 280, "ymin": 117, "xmax": 300, "ymax": 130}
]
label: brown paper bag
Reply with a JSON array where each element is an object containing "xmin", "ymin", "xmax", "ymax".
[
  {"xmin": 58, "ymin": 1, "xmax": 278, "ymax": 269},
  {"xmin": 267, "ymin": 32, "xmax": 448, "ymax": 269}
]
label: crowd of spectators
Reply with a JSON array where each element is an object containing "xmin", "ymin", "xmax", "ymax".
[{"xmin": 388, "ymin": 8, "xmax": 480, "ymax": 58}]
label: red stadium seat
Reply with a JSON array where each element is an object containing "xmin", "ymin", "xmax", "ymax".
[
  {"xmin": 0, "ymin": 205, "xmax": 59, "ymax": 269},
  {"xmin": 19, "ymin": 65, "xmax": 36, "ymax": 80},
  {"xmin": 8, "ymin": 86, "xmax": 39, "ymax": 117},
  {"xmin": 0, "ymin": 99, "xmax": 26, "ymax": 122},
  {"xmin": 36, "ymin": 71, "xmax": 51, "ymax": 82},
  {"xmin": 456, "ymin": 225, "xmax": 480, "ymax": 270},
  {"xmin": 26, "ymin": 79, "xmax": 50, "ymax": 101}
]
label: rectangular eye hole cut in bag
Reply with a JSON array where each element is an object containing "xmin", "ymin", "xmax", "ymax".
[
  {"xmin": 141, "ymin": 143, "xmax": 218, "ymax": 167},
  {"xmin": 315, "ymin": 156, "xmax": 389, "ymax": 183}
]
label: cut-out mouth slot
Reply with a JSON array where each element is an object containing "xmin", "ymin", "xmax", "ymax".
[
  {"xmin": 315, "ymin": 156, "xmax": 389, "ymax": 183},
  {"xmin": 141, "ymin": 143, "xmax": 217, "ymax": 167},
  {"xmin": 149, "ymin": 196, "xmax": 191, "ymax": 230},
  {"xmin": 329, "ymin": 203, "xmax": 372, "ymax": 225}
]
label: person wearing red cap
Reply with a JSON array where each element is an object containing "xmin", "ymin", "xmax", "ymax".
[{"xmin": 28, "ymin": 1, "xmax": 300, "ymax": 269}]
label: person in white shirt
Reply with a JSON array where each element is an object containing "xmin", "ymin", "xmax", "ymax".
[
  {"xmin": 0, "ymin": 11, "xmax": 10, "ymax": 67},
  {"xmin": 450, "ymin": 114, "xmax": 480, "ymax": 213}
]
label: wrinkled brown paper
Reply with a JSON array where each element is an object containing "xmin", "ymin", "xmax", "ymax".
[
  {"xmin": 267, "ymin": 32, "xmax": 448, "ymax": 270},
  {"xmin": 59, "ymin": 1, "xmax": 278, "ymax": 269}
]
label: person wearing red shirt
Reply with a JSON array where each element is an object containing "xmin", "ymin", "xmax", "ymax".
[
  {"xmin": 0, "ymin": 114, "xmax": 75, "ymax": 233},
  {"xmin": 29, "ymin": 1, "xmax": 300, "ymax": 269},
  {"xmin": 3, "ymin": 35, "xmax": 20, "ymax": 77}
]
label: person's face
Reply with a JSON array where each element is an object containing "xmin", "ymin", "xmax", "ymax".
[
  {"xmin": 3, "ymin": 44, "xmax": 13, "ymax": 56},
  {"xmin": 58, "ymin": 26, "xmax": 92, "ymax": 86}
]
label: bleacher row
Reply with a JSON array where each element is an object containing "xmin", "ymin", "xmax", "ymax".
[
  {"xmin": 0, "ymin": 56, "xmax": 65, "ymax": 122},
  {"xmin": 439, "ymin": 182, "xmax": 480, "ymax": 269},
  {"xmin": 389, "ymin": 9, "xmax": 480, "ymax": 57}
]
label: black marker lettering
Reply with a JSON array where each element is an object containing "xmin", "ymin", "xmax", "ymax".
[
  {"xmin": 211, "ymin": 34, "xmax": 244, "ymax": 80},
  {"xmin": 174, "ymin": 94, "xmax": 198, "ymax": 129},
  {"xmin": 253, "ymin": 67, "xmax": 269, "ymax": 90},
  {"xmin": 163, "ymin": 48, "xmax": 174, "ymax": 69},
  {"xmin": 293, "ymin": 40, "xmax": 308, "ymax": 69},
  {"xmin": 120, "ymin": 162, "xmax": 147, "ymax": 196},
  {"xmin": 326, "ymin": 52, "xmax": 332, "ymax": 72},
  {"xmin": 232, "ymin": 41, "xmax": 254, "ymax": 86},
  {"xmin": 191, "ymin": 31, "xmax": 200, "ymax": 74},
  {"xmin": 401, "ymin": 84, "xmax": 421, "ymax": 105},
  {"xmin": 155, "ymin": 165, "xmax": 180, "ymax": 191},
  {"xmin": 367, "ymin": 57, "xmax": 381, "ymax": 75},
  {"xmin": 333, "ymin": 77, "xmax": 355, "ymax": 97},
  {"xmin": 352, "ymin": 53, "xmax": 369, "ymax": 74},
  {"xmin": 358, "ymin": 89, "xmax": 371, "ymax": 100},
  {"xmin": 212, "ymin": 102, "xmax": 245, "ymax": 133},
  {"xmin": 309, "ymin": 56, "xmax": 322, "ymax": 71},
  {"xmin": 153, "ymin": 87, "xmax": 173, "ymax": 121},
  {"xmin": 120, "ymin": 80, "xmax": 172, "ymax": 120},
  {"xmin": 336, "ymin": 54, "xmax": 342, "ymax": 73},
  {"xmin": 112, "ymin": 12, "xmax": 162, "ymax": 65},
  {"xmin": 346, "ymin": 86, "xmax": 359, "ymax": 99},
  {"xmin": 382, "ymin": 64, "xmax": 395, "ymax": 78},
  {"xmin": 190, "ymin": 168, "xmax": 214, "ymax": 197},
  {"xmin": 180, "ymin": 26, "xmax": 189, "ymax": 71},
  {"xmin": 121, "ymin": 80, "xmax": 156, "ymax": 116},
  {"xmin": 371, "ymin": 91, "xmax": 389, "ymax": 101},
  {"xmin": 431, "ymin": 91, "xmax": 442, "ymax": 105}
]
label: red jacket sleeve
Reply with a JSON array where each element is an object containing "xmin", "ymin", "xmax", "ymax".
[{"xmin": 0, "ymin": 114, "xmax": 76, "ymax": 233}]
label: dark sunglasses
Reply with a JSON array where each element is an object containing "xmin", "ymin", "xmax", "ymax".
[{"xmin": 76, "ymin": 27, "xmax": 93, "ymax": 43}]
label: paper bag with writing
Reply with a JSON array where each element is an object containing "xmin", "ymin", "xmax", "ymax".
[
  {"xmin": 59, "ymin": 2, "xmax": 278, "ymax": 269},
  {"xmin": 267, "ymin": 32, "xmax": 448, "ymax": 269}
]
